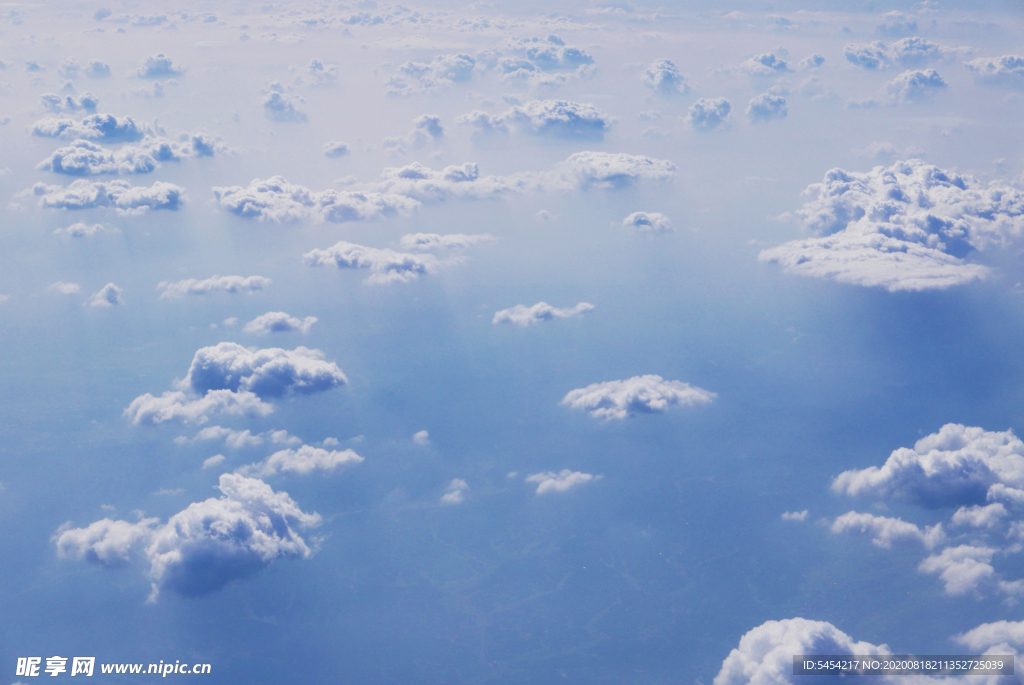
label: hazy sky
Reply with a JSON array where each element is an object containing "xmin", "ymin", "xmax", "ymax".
[{"xmin": 2, "ymin": 1, "xmax": 1024, "ymax": 683}]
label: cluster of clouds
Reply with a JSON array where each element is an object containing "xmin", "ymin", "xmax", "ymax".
[
  {"xmin": 303, "ymin": 241, "xmax": 444, "ymax": 284},
  {"xmin": 47, "ymin": 281, "xmax": 124, "ymax": 308},
  {"xmin": 32, "ymin": 113, "xmax": 150, "ymax": 142},
  {"xmin": 493, "ymin": 301, "xmax": 593, "ymax": 326},
  {"xmin": 966, "ymin": 55, "xmax": 1024, "ymax": 86},
  {"xmin": 562, "ymin": 374, "xmax": 716, "ymax": 420},
  {"xmin": 29, "ymin": 179, "xmax": 184, "ymax": 215},
  {"xmin": 458, "ymin": 99, "xmax": 612, "ymax": 139},
  {"xmin": 37, "ymin": 134, "xmax": 223, "ymax": 175},
  {"xmin": 178, "ymin": 425, "xmax": 301, "ymax": 450},
  {"xmin": 40, "ymin": 92, "xmax": 98, "ymax": 114},
  {"xmin": 759, "ymin": 159, "xmax": 1024, "ymax": 291},
  {"xmin": 382, "ymin": 114, "xmax": 444, "ymax": 155},
  {"xmin": 844, "ymin": 37, "xmax": 958, "ymax": 70},
  {"xmin": 824, "ymin": 424, "xmax": 1024, "ymax": 599},
  {"xmin": 55, "ymin": 57, "xmax": 112, "ymax": 79}
]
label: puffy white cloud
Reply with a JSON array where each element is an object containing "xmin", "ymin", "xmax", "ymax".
[
  {"xmin": 88, "ymin": 283, "xmax": 122, "ymax": 307},
  {"xmin": 412, "ymin": 430, "xmax": 430, "ymax": 445},
  {"xmin": 832, "ymin": 424, "xmax": 1024, "ymax": 507},
  {"xmin": 562, "ymin": 374, "xmax": 716, "ymax": 420},
  {"xmin": 55, "ymin": 517, "xmax": 160, "ymax": 567},
  {"xmin": 193, "ymin": 425, "xmax": 264, "ymax": 449},
  {"xmin": 560, "ymin": 151, "xmax": 676, "ymax": 189},
  {"xmin": 798, "ymin": 54, "xmax": 824, "ymax": 70},
  {"xmin": 124, "ymin": 389, "xmax": 275, "ymax": 426},
  {"xmin": 40, "ymin": 92, "xmax": 98, "ymax": 114},
  {"xmin": 303, "ymin": 241, "xmax": 442, "ymax": 284},
  {"xmin": 458, "ymin": 100, "xmax": 611, "ymax": 139},
  {"xmin": 158, "ymin": 275, "xmax": 271, "ymax": 298},
  {"xmin": 299, "ymin": 59, "xmax": 338, "ymax": 87},
  {"xmin": 831, "ymin": 511, "xmax": 946, "ymax": 549},
  {"xmin": 243, "ymin": 312, "xmax": 317, "ymax": 335},
  {"xmin": 918, "ymin": 544, "xmax": 997, "ymax": 595},
  {"xmin": 955, "ymin": 620, "xmax": 1024, "ymax": 650},
  {"xmin": 504, "ymin": 36, "xmax": 593, "ymax": 71},
  {"xmin": 57, "ymin": 57, "xmax": 81, "ymax": 79},
  {"xmin": 759, "ymin": 160, "xmax": 1024, "ymax": 291},
  {"xmin": 31, "ymin": 113, "xmax": 149, "ymax": 142},
  {"xmin": 440, "ymin": 478, "xmax": 468, "ymax": 505},
  {"xmin": 739, "ymin": 53, "xmax": 790, "ymax": 75},
  {"xmin": 965, "ymin": 55, "xmax": 1024, "ymax": 86},
  {"xmin": 493, "ymin": 302, "xmax": 593, "ymax": 326},
  {"xmin": 952, "ymin": 503, "xmax": 1008, "ymax": 528},
  {"xmin": 237, "ymin": 445, "xmax": 363, "ymax": 478},
  {"xmin": 323, "ymin": 140, "xmax": 349, "ymax": 158},
  {"xmin": 137, "ymin": 53, "xmax": 184, "ymax": 78},
  {"xmin": 387, "ymin": 53, "xmax": 476, "ymax": 96},
  {"xmin": 526, "ymin": 470, "xmax": 600, "ymax": 494},
  {"xmin": 622, "ymin": 211, "xmax": 672, "ymax": 234},
  {"xmin": 263, "ymin": 91, "xmax": 307, "ymax": 122},
  {"xmin": 212, "ymin": 176, "xmax": 418, "ymax": 223},
  {"xmin": 202, "ymin": 454, "xmax": 226, "ymax": 470},
  {"xmin": 47, "ymin": 281, "xmax": 80, "ymax": 295},
  {"xmin": 32, "ymin": 179, "xmax": 184, "ymax": 214},
  {"xmin": 382, "ymin": 114, "xmax": 445, "ymax": 155},
  {"xmin": 37, "ymin": 135, "xmax": 222, "ymax": 175},
  {"xmin": 844, "ymin": 39, "xmax": 953, "ymax": 69},
  {"xmin": 780, "ymin": 510, "xmax": 808, "ymax": 521},
  {"xmin": 687, "ymin": 98, "xmax": 731, "ymax": 131},
  {"xmin": 641, "ymin": 59, "xmax": 687, "ymax": 94},
  {"xmin": 713, "ymin": 618, "xmax": 890, "ymax": 685},
  {"xmin": 886, "ymin": 69, "xmax": 946, "ymax": 103},
  {"xmin": 746, "ymin": 93, "xmax": 787, "ymax": 122},
  {"xmin": 182, "ymin": 342, "xmax": 347, "ymax": 398},
  {"xmin": 397, "ymin": 233, "xmax": 495, "ymax": 251}
]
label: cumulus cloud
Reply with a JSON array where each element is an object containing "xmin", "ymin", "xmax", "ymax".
[
  {"xmin": 124, "ymin": 389, "xmax": 275, "ymax": 426},
  {"xmin": 953, "ymin": 503, "xmax": 1008, "ymax": 529},
  {"xmin": 386, "ymin": 53, "xmax": 476, "ymax": 96},
  {"xmin": 687, "ymin": 98, "xmax": 731, "ymax": 131},
  {"xmin": 955, "ymin": 620, "xmax": 1024, "ymax": 650},
  {"xmin": 746, "ymin": 93, "xmax": 788, "ymax": 122},
  {"xmin": 263, "ymin": 91, "xmax": 307, "ymax": 122},
  {"xmin": 182, "ymin": 342, "xmax": 347, "ymax": 398},
  {"xmin": 37, "ymin": 135, "xmax": 223, "ymax": 175},
  {"xmin": 831, "ymin": 511, "xmax": 946, "ymax": 549},
  {"xmin": 844, "ymin": 39, "xmax": 954, "ymax": 69},
  {"xmin": 243, "ymin": 312, "xmax": 317, "ymax": 335},
  {"xmin": 202, "ymin": 454, "xmax": 226, "ymax": 470},
  {"xmin": 236, "ymin": 444, "xmax": 363, "ymax": 478},
  {"xmin": 85, "ymin": 60, "xmax": 111, "ymax": 78},
  {"xmin": 192, "ymin": 425, "xmax": 265, "ymax": 449},
  {"xmin": 48, "ymin": 281, "xmax": 81, "ymax": 295},
  {"xmin": 212, "ymin": 177, "xmax": 418, "ymax": 223},
  {"xmin": 303, "ymin": 241, "xmax": 442, "ymax": 284},
  {"xmin": 31, "ymin": 113, "xmax": 150, "ymax": 142},
  {"xmin": 622, "ymin": 211, "xmax": 672, "ymax": 234},
  {"xmin": 562, "ymin": 374, "xmax": 716, "ymax": 420},
  {"xmin": 158, "ymin": 275, "xmax": 271, "ymax": 298},
  {"xmin": 525, "ymin": 470, "xmax": 600, "ymax": 494},
  {"xmin": 641, "ymin": 59, "xmax": 687, "ymax": 94},
  {"xmin": 493, "ymin": 302, "xmax": 593, "ymax": 326},
  {"xmin": 504, "ymin": 36, "xmax": 594, "ymax": 71},
  {"xmin": 739, "ymin": 53, "xmax": 790, "ymax": 76},
  {"xmin": 383, "ymin": 114, "xmax": 445, "ymax": 155},
  {"xmin": 58, "ymin": 474, "xmax": 321, "ymax": 599},
  {"xmin": 137, "ymin": 53, "xmax": 184, "ymax": 78},
  {"xmin": 88, "ymin": 283, "xmax": 122, "ymax": 307},
  {"xmin": 799, "ymin": 54, "xmax": 824, "ymax": 70},
  {"xmin": 458, "ymin": 99, "xmax": 612, "ymax": 139},
  {"xmin": 40, "ymin": 92, "xmax": 98, "ymax": 114},
  {"xmin": 877, "ymin": 11, "xmax": 917, "ymax": 37},
  {"xmin": 323, "ymin": 140, "xmax": 349, "ymax": 158},
  {"xmin": 758, "ymin": 159, "xmax": 1024, "ymax": 291},
  {"xmin": 886, "ymin": 69, "xmax": 946, "ymax": 102},
  {"xmin": 918, "ymin": 544, "xmax": 997, "ymax": 596},
  {"xmin": 31, "ymin": 179, "xmax": 184, "ymax": 215},
  {"xmin": 440, "ymin": 478, "xmax": 469, "ymax": 505},
  {"xmin": 397, "ymin": 233, "xmax": 495, "ymax": 250},
  {"xmin": 965, "ymin": 55, "xmax": 1024, "ymax": 87}
]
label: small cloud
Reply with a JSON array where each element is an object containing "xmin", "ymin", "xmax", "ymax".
[
  {"xmin": 493, "ymin": 302, "xmax": 593, "ymax": 326},
  {"xmin": 525, "ymin": 470, "xmax": 601, "ymax": 494},
  {"xmin": 687, "ymin": 98, "xmax": 731, "ymax": 131},
  {"xmin": 323, "ymin": 141, "xmax": 350, "ymax": 158},
  {"xmin": 243, "ymin": 311, "xmax": 317, "ymax": 335},
  {"xmin": 153, "ymin": 488, "xmax": 185, "ymax": 496},
  {"xmin": 622, "ymin": 211, "xmax": 672, "ymax": 234},
  {"xmin": 440, "ymin": 478, "xmax": 468, "ymax": 505},
  {"xmin": 88, "ymin": 283, "xmax": 123, "ymax": 307},
  {"xmin": 412, "ymin": 430, "xmax": 430, "ymax": 445},
  {"xmin": 48, "ymin": 281, "xmax": 81, "ymax": 295},
  {"xmin": 781, "ymin": 510, "xmax": 808, "ymax": 521},
  {"xmin": 137, "ymin": 54, "xmax": 184, "ymax": 78}
]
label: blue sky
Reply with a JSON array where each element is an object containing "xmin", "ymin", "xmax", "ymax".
[{"xmin": 2, "ymin": 1, "xmax": 1024, "ymax": 683}]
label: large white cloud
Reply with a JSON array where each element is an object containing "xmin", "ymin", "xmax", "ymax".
[
  {"xmin": 182, "ymin": 342, "xmax": 347, "ymax": 398},
  {"xmin": 31, "ymin": 179, "xmax": 184, "ymax": 214},
  {"xmin": 55, "ymin": 517, "xmax": 160, "ymax": 568},
  {"xmin": 31, "ymin": 113, "xmax": 150, "ymax": 142},
  {"xmin": 157, "ymin": 275, "xmax": 271, "ymax": 298},
  {"xmin": 303, "ymin": 241, "xmax": 442, "ymax": 284},
  {"xmin": 562, "ymin": 374, "xmax": 716, "ymax": 420},
  {"xmin": 37, "ymin": 134, "xmax": 223, "ymax": 175},
  {"xmin": 123, "ymin": 389, "xmax": 275, "ymax": 426},
  {"xmin": 492, "ymin": 302, "xmax": 593, "ymax": 326},
  {"xmin": 236, "ymin": 444, "xmax": 363, "ymax": 478},
  {"xmin": 759, "ymin": 160, "xmax": 1024, "ymax": 291}
]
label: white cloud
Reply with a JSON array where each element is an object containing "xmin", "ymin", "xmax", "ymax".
[
  {"xmin": 263, "ymin": 91, "xmax": 307, "ymax": 122},
  {"xmin": 641, "ymin": 59, "xmax": 687, "ymax": 94},
  {"xmin": 831, "ymin": 511, "xmax": 946, "ymax": 549},
  {"xmin": 158, "ymin": 275, "xmax": 271, "ymax": 298},
  {"xmin": 182, "ymin": 342, "xmax": 347, "ymax": 398},
  {"xmin": 40, "ymin": 92, "xmax": 98, "ymax": 114},
  {"xmin": 952, "ymin": 503, "xmax": 1008, "ymax": 529},
  {"xmin": 780, "ymin": 510, "xmax": 808, "ymax": 521},
  {"xmin": 622, "ymin": 211, "xmax": 672, "ymax": 234},
  {"xmin": 88, "ymin": 283, "xmax": 122, "ymax": 307},
  {"xmin": 877, "ymin": 11, "xmax": 917, "ymax": 37},
  {"xmin": 303, "ymin": 241, "xmax": 443, "ymax": 284},
  {"xmin": 193, "ymin": 425, "xmax": 265, "ymax": 449},
  {"xmin": 32, "ymin": 179, "xmax": 185, "ymax": 214},
  {"xmin": 886, "ymin": 69, "xmax": 946, "ymax": 103},
  {"xmin": 243, "ymin": 312, "xmax": 317, "ymax": 335},
  {"xmin": 137, "ymin": 53, "xmax": 184, "ymax": 78},
  {"xmin": 37, "ymin": 135, "xmax": 224, "ymax": 175},
  {"xmin": 85, "ymin": 60, "xmax": 111, "ymax": 78},
  {"xmin": 739, "ymin": 53, "xmax": 790, "ymax": 76},
  {"xmin": 323, "ymin": 140, "xmax": 349, "ymax": 158},
  {"xmin": 31, "ymin": 113, "xmax": 150, "ymax": 142},
  {"xmin": 237, "ymin": 444, "xmax": 363, "ymax": 478},
  {"xmin": 124, "ymin": 389, "xmax": 275, "ymax": 426},
  {"xmin": 918, "ymin": 544, "xmax": 997, "ymax": 595},
  {"xmin": 459, "ymin": 100, "xmax": 612, "ymax": 139},
  {"xmin": 955, "ymin": 620, "xmax": 1024, "ymax": 650},
  {"xmin": 562, "ymin": 374, "xmax": 716, "ymax": 420},
  {"xmin": 687, "ymin": 98, "xmax": 731, "ymax": 131},
  {"xmin": 965, "ymin": 55, "xmax": 1024, "ymax": 86},
  {"xmin": 383, "ymin": 114, "xmax": 445, "ymax": 155},
  {"xmin": 440, "ymin": 478, "xmax": 468, "ymax": 505},
  {"xmin": 387, "ymin": 53, "xmax": 476, "ymax": 96},
  {"xmin": 55, "ymin": 517, "xmax": 160, "ymax": 567},
  {"xmin": 493, "ymin": 302, "xmax": 593, "ymax": 326},
  {"xmin": 47, "ymin": 281, "xmax": 80, "ymax": 295},
  {"xmin": 746, "ymin": 93, "xmax": 788, "ymax": 122},
  {"xmin": 202, "ymin": 454, "xmax": 226, "ymax": 470},
  {"xmin": 798, "ymin": 54, "xmax": 824, "ymax": 70},
  {"xmin": 412, "ymin": 430, "xmax": 430, "ymax": 445},
  {"xmin": 54, "ymin": 222, "xmax": 115, "ymax": 237},
  {"xmin": 397, "ymin": 233, "xmax": 495, "ymax": 251},
  {"xmin": 759, "ymin": 160, "xmax": 1024, "ymax": 291},
  {"xmin": 525, "ymin": 470, "xmax": 600, "ymax": 494}
]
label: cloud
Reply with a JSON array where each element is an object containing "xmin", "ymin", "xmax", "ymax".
[
  {"xmin": 88, "ymin": 283, "xmax": 122, "ymax": 307},
  {"xmin": 504, "ymin": 36, "xmax": 594, "ymax": 71},
  {"xmin": 158, "ymin": 275, "xmax": 271, "ymax": 298},
  {"xmin": 32, "ymin": 179, "xmax": 184, "ymax": 214},
  {"xmin": 458, "ymin": 99, "xmax": 612, "ymax": 139},
  {"xmin": 440, "ymin": 478, "xmax": 468, "ymax": 505},
  {"xmin": 31, "ymin": 113, "xmax": 150, "ymax": 142},
  {"xmin": 212, "ymin": 177, "xmax": 418, "ymax": 223},
  {"xmin": 192, "ymin": 425, "xmax": 265, "ymax": 449},
  {"xmin": 47, "ymin": 282, "xmax": 81, "ymax": 295},
  {"xmin": 323, "ymin": 141, "xmax": 349, "ymax": 158},
  {"xmin": 955, "ymin": 620, "xmax": 1024, "ymax": 650},
  {"xmin": 40, "ymin": 92, "xmax": 98, "ymax": 114},
  {"xmin": 844, "ymin": 39, "xmax": 954, "ymax": 69},
  {"xmin": 57, "ymin": 58, "xmax": 81, "ymax": 79},
  {"xmin": 798, "ymin": 54, "xmax": 824, "ymax": 70},
  {"xmin": 877, "ymin": 11, "xmax": 917, "ymax": 37},
  {"xmin": 243, "ymin": 312, "xmax": 317, "ymax": 335},
  {"xmin": 713, "ymin": 618, "xmax": 890, "ymax": 685},
  {"xmin": 202, "ymin": 454, "xmax": 226, "ymax": 470},
  {"xmin": 885, "ymin": 69, "xmax": 946, "ymax": 102},
  {"xmin": 918, "ymin": 544, "xmax": 997, "ymax": 596},
  {"xmin": 525, "ymin": 470, "xmax": 600, "ymax": 494},
  {"xmin": 965, "ymin": 55, "xmax": 1024, "ymax": 87},
  {"xmin": 830, "ymin": 511, "xmax": 946, "ymax": 549},
  {"xmin": 303, "ymin": 241, "xmax": 442, "ymax": 284},
  {"xmin": 493, "ymin": 302, "xmax": 593, "ymax": 326},
  {"xmin": 622, "ymin": 211, "xmax": 672, "ymax": 234},
  {"xmin": 396, "ymin": 233, "xmax": 495, "ymax": 250},
  {"xmin": 37, "ymin": 135, "xmax": 222, "ymax": 175},
  {"xmin": 687, "ymin": 98, "xmax": 731, "ymax": 131},
  {"xmin": 124, "ymin": 389, "xmax": 275, "ymax": 426},
  {"xmin": 182, "ymin": 342, "xmax": 347, "ymax": 398},
  {"xmin": 758, "ymin": 159, "xmax": 1024, "ymax": 291},
  {"xmin": 85, "ymin": 60, "xmax": 111, "ymax": 78},
  {"xmin": 237, "ymin": 445, "xmax": 363, "ymax": 478},
  {"xmin": 137, "ymin": 53, "xmax": 184, "ymax": 78},
  {"xmin": 54, "ymin": 222, "xmax": 114, "ymax": 237},
  {"xmin": 412, "ymin": 430, "xmax": 430, "ymax": 445},
  {"xmin": 382, "ymin": 114, "xmax": 445, "ymax": 155},
  {"xmin": 263, "ymin": 91, "xmax": 307, "ymax": 122},
  {"xmin": 562, "ymin": 374, "xmax": 716, "ymax": 420},
  {"xmin": 739, "ymin": 53, "xmax": 790, "ymax": 75},
  {"xmin": 298, "ymin": 59, "xmax": 338, "ymax": 87},
  {"xmin": 641, "ymin": 59, "xmax": 687, "ymax": 94},
  {"xmin": 781, "ymin": 510, "xmax": 808, "ymax": 521},
  {"xmin": 746, "ymin": 93, "xmax": 788, "ymax": 122},
  {"xmin": 953, "ymin": 503, "xmax": 1008, "ymax": 529},
  {"xmin": 386, "ymin": 53, "xmax": 476, "ymax": 96},
  {"xmin": 55, "ymin": 517, "xmax": 160, "ymax": 567}
]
